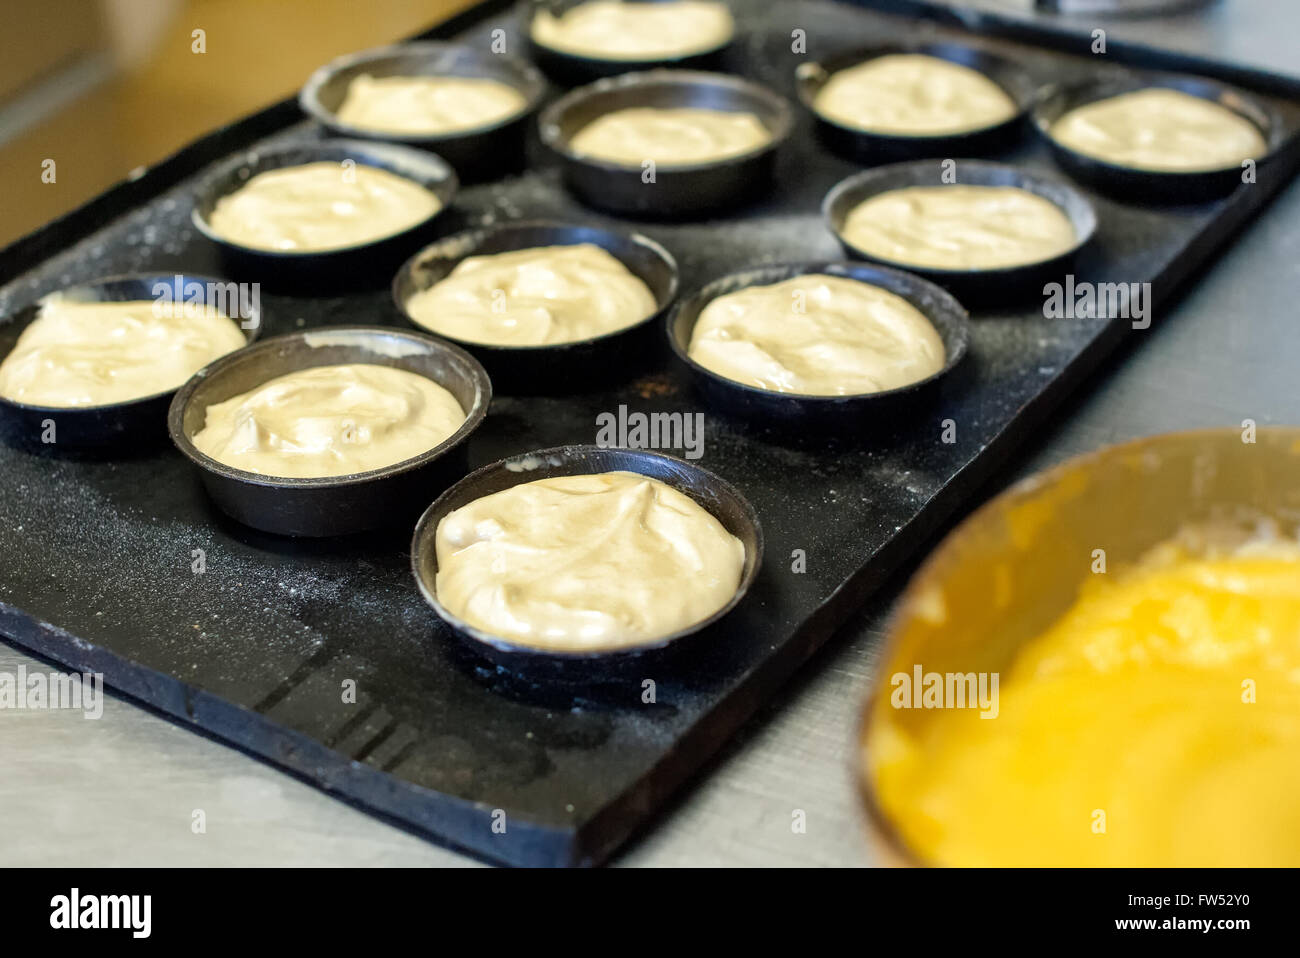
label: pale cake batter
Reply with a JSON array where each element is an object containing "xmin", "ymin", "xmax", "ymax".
[
  {"xmin": 0, "ymin": 297, "xmax": 246, "ymax": 407},
  {"xmin": 434, "ymin": 471, "xmax": 746, "ymax": 651},
  {"xmin": 840, "ymin": 185, "xmax": 1078, "ymax": 270},
  {"xmin": 569, "ymin": 106, "xmax": 771, "ymax": 166},
  {"xmin": 813, "ymin": 54, "xmax": 1017, "ymax": 135},
  {"xmin": 192, "ymin": 363, "xmax": 465, "ymax": 478},
  {"xmin": 531, "ymin": 1, "xmax": 734, "ymax": 61},
  {"xmin": 687, "ymin": 274, "xmax": 945, "ymax": 396},
  {"xmin": 206, "ymin": 161, "xmax": 441, "ymax": 252},
  {"xmin": 405, "ymin": 243, "xmax": 658, "ymax": 346},
  {"xmin": 1050, "ymin": 87, "xmax": 1267, "ymax": 172},
  {"xmin": 335, "ymin": 74, "xmax": 527, "ymax": 135}
]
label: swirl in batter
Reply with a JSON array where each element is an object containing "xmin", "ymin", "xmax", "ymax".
[
  {"xmin": 0, "ymin": 297, "xmax": 246, "ymax": 407},
  {"xmin": 1050, "ymin": 88, "xmax": 1267, "ymax": 172},
  {"xmin": 405, "ymin": 243, "xmax": 657, "ymax": 346},
  {"xmin": 206, "ymin": 161, "xmax": 440, "ymax": 252},
  {"xmin": 192, "ymin": 363, "xmax": 465, "ymax": 478},
  {"xmin": 687, "ymin": 274, "xmax": 945, "ymax": 396},
  {"xmin": 434, "ymin": 471, "xmax": 746, "ymax": 651}
]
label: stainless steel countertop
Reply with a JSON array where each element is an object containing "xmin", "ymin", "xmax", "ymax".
[
  {"xmin": 925, "ymin": 0, "xmax": 1299, "ymax": 80},
  {"xmin": 3, "ymin": 0, "xmax": 1299, "ymax": 867}
]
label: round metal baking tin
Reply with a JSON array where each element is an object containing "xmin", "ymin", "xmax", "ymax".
[
  {"xmin": 410, "ymin": 444, "xmax": 763, "ymax": 673},
  {"xmin": 1032, "ymin": 72, "xmax": 1282, "ymax": 202},
  {"xmin": 667, "ymin": 261, "xmax": 971, "ymax": 428},
  {"xmin": 823, "ymin": 160, "xmax": 1099, "ymax": 306},
  {"xmin": 298, "ymin": 41, "xmax": 546, "ymax": 181},
  {"xmin": 191, "ymin": 139, "xmax": 459, "ymax": 290},
  {"xmin": 795, "ymin": 42, "xmax": 1040, "ymax": 163},
  {"xmin": 392, "ymin": 219, "xmax": 679, "ymax": 392},
  {"xmin": 856, "ymin": 426, "xmax": 1300, "ymax": 866},
  {"xmin": 524, "ymin": 0, "xmax": 736, "ymax": 85},
  {"xmin": 168, "ymin": 325, "xmax": 491, "ymax": 537},
  {"xmin": 0, "ymin": 273, "xmax": 262, "ymax": 449},
  {"xmin": 538, "ymin": 69, "xmax": 794, "ymax": 217}
]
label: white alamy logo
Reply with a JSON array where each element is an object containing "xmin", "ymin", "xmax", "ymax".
[
  {"xmin": 152, "ymin": 275, "xmax": 260, "ymax": 329},
  {"xmin": 0, "ymin": 666, "xmax": 103, "ymax": 719},
  {"xmin": 890, "ymin": 665, "xmax": 999, "ymax": 719},
  {"xmin": 596, "ymin": 404, "xmax": 705, "ymax": 460},
  {"xmin": 1043, "ymin": 275, "xmax": 1152, "ymax": 330},
  {"xmin": 50, "ymin": 889, "xmax": 151, "ymax": 938}
]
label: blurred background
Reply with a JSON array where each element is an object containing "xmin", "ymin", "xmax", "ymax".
[{"xmin": 0, "ymin": 0, "xmax": 475, "ymax": 247}]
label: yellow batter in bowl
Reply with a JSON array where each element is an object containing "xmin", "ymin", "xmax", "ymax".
[{"xmin": 867, "ymin": 526, "xmax": 1300, "ymax": 866}]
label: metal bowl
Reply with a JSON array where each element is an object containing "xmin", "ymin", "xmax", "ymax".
[
  {"xmin": 858, "ymin": 427, "xmax": 1300, "ymax": 866},
  {"xmin": 0, "ymin": 273, "xmax": 262, "ymax": 449},
  {"xmin": 410, "ymin": 444, "xmax": 763, "ymax": 676},
  {"xmin": 795, "ymin": 42, "xmax": 1041, "ymax": 163},
  {"xmin": 191, "ymin": 139, "xmax": 459, "ymax": 290},
  {"xmin": 1032, "ymin": 72, "xmax": 1282, "ymax": 202},
  {"xmin": 168, "ymin": 326, "xmax": 491, "ymax": 537},
  {"xmin": 666, "ymin": 261, "xmax": 970, "ymax": 429},
  {"xmin": 299, "ymin": 41, "xmax": 546, "ymax": 181},
  {"xmin": 392, "ymin": 219, "xmax": 679, "ymax": 392},
  {"xmin": 538, "ymin": 69, "xmax": 794, "ymax": 217},
  {"xmin": 824, "ymin": 160, "xmax": 1099, "ymax": 306},
  {"xmin": 525, "ymin": 0, "xmax": 736, "ymax": 86}
]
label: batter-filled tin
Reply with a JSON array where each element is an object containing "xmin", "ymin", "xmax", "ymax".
[
  {"xmin": 538, "ymin": 69, "xmax": 793, "ymax": 217},
  {"xmin": 168, "ymin": 326, "xmax": 491, "ymax": 537},
  {"xmin": 299, "ymin": 41, "xmax": 546, "ymax": 181},
  {"xmin": 392, "ymin": 220, "xmax": 679, "ymax": 391},
  {"xmin": 191, "ymin": 140, "xmax": 459, "ymax": 290},
  {"xmin": 410, "ymin": 443, "xmax": 763, "ymax": 678},
  {"xmin": 0, "ymin": 273, "xmax": 262, "ymax": 449}
]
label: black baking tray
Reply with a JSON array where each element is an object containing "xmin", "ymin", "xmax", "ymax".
[{"xmin": 2, "ymin": 0, "xmax": 1299, "ymax": 867}]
